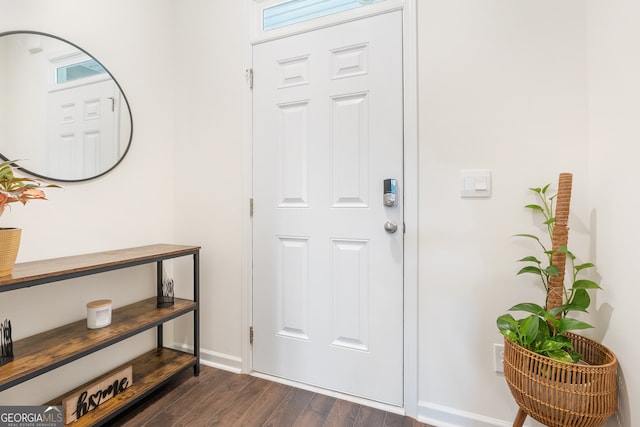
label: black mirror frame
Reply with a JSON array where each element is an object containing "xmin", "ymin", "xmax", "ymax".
[{"xmin": 0, "ymin": 30, "xmax": 134, "ymax": 182}]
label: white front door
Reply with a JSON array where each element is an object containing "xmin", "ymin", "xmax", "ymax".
[
  {"xmin": 252, "ymin": 11, "xmax": 404, "ymax": 405},
  {"xmin": 46, "ymin": 79, "xmax": 120, "ymax": 180}
]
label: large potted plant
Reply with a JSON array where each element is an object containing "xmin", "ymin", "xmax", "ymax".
[
  {"xmin": 0, "ymin": 160, "xmax": 59, "ymax": 276},
  {"xmin": 497, "ymin": 173, "xmax": 617, "ymax": 427}
]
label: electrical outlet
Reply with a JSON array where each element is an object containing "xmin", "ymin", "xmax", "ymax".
[{"xmin": 494, "ymin": 343, "xmax": 504, "ymax": 374}]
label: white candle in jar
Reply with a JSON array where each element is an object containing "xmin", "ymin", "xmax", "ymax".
[{"xmin": 86, "ymin": 299, "xmax": 112, "ymax": 329}]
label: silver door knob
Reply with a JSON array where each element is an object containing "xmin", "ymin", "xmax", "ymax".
[{"xmin": 384, "ymin": 220, "xmax": 398, "ymax": 234}]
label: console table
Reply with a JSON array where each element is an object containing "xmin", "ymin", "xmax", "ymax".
[{"xmin": 0, "ymin": 244, "xmax": 200, "ymax": 426}]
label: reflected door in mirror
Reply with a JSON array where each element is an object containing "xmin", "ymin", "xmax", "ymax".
[
  {"xmin": 0, "ymin": 31, "xmax": 132, "ymax": 181},
  {"xmin": 47, "ymin": 80, "xmax": 121, "ymax": 180}
]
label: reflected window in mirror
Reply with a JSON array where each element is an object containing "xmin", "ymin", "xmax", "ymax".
[
  {"xmin": 0, "ymin": 31, "xmax": 133, "ymax": 182},
  {"xmin": 56, "ymin": 58, "xmax": 106, "ymax": 84}
]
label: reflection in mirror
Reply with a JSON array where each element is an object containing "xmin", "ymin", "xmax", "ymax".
[{"xmin": 0, "ymin": 31, "xmax": 132, "ymax": 181}]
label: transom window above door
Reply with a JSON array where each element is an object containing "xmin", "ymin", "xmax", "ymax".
[{"xmin": 263, "ymin": 0, "xmax": 385, "ymax": 31}]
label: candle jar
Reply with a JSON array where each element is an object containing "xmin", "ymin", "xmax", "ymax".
[{"xmin": 86, "ymin": 299, "xmax": 112, "ymax": 329}]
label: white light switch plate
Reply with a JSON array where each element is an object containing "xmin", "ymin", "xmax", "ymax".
[{"xmin": 461, "ymin": 169, "xmax": 491, "ymax": 198}]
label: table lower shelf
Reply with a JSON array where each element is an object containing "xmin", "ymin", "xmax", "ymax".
[
  {"xmin": 45, "ymin": 347, "xmax": 198, "ymax": 426},
  {"xmin": 0, "ymin": 297, "xmax": 196, "ymax": 391}
]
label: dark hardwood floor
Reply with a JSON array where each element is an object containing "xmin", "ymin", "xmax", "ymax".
[{"xmin": 110, "ymin": 365, "xmax": 433, "ymax": 427}]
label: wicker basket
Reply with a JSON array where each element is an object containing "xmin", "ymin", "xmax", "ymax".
[{"xmin": 504, "ymin": 333, "xmax": 617, "ymax": 427}]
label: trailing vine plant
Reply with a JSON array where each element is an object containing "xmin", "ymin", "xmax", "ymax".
[{"xmin": 497, "ymin": 183, "xmax": 601, "ymax": 363}]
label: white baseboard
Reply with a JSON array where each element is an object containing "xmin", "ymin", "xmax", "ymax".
[
  {"xmin": 171, "ymin": 344, "xmax": 243, "ymax": 374},
  {"xmin": 418, "ymin": 401, "xmax": 513, "ymax": 427}
]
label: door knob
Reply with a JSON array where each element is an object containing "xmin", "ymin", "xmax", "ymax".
[{"xmin": 384, "ymin": 220, "xmax": 398, "ymax": 234}]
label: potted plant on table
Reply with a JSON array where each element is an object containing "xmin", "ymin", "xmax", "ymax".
[
  {"xmin": 496, "ymin": 173, "xmax": 617, "ymax": 427},
  {"xmin": 0, "ymin": 160, "xmax": 59, "ymax": 276}
]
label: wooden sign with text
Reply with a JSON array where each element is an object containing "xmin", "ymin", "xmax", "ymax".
[{"xmin": 61, "ymin": 364, "xmax": 133, "ymax": 424}]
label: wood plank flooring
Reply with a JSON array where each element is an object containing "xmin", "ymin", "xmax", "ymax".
[{"xmin": 110, "ymin": 365, "xmax": 433, "ymax": 427}]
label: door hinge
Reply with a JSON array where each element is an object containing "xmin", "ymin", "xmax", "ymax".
[
  {"xmin": 246, "ymin": 68, "xmax": 254, "ymax": 89},
  {"xmin": 250, "ymin": 326, "xmax": 254, "ymax": 344},
  {"xmin": 250, "ymin": 198, "xmax": 254, "ymax": 217}
]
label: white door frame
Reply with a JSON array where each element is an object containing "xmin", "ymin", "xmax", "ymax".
[{"xmin": 241, "ymin": 0, "xmax": 418, "ymax": 417}]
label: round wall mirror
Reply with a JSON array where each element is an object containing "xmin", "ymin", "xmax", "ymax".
[{"xmin": 0, "ymin": 31, "xmax": 133, "ymax": 182}]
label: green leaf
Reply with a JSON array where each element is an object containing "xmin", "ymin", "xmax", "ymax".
[
  {"xmin": 573, "ymin": 279, "xmax": 602, "ymax": 290},
  {"xmin": 553, "ymin": 246, "xmax": 576, "ymax": 260},
  {"xmin": 545, "ymin": 349, "xmax": 576, "ymax": 363},
  {"xmin": 530, "ymin": 319, "xmax": 551, "ymax": 352},
  {"xmin": 517, "ymin": 266, "xmax": 543, "ymax": 276},
  {"xmin": 575, "ymin": 262, "xmax": 595, "ymax": 272},
  {"xmin": 540, "ymin": 339, "xmax": 567, "ymax": 352},
  {"xmin": 557, "ymin": 318, "xmax": 594, "ymax": 334},
  {"xmin": 552, "ymin": 335, "xmax": 574, "ymax": 348},
  {"xmin": 519, "ymin": 315, "xmax": 540, "ymax": 346},
  {"xmin": 537, "ymin": 317, "xmax": 551, "ymax": 337},
  {"xmin": 496, "ymin": 314, "xmax": 518, "ymax": 334},
  {"xmin": 548, "ymin": 306, "xmax": 565, "ymax": 317},
  {"xmin": 496, "ymin": 314, "xmax": 519, "ymax": 342},
  {"xmin": 543, "ymin": 218, "xmax": 556, "ymax": 225},
  {"xmin": 566, "ymin": 289, "xmax": 590, "ymax": 312},
  {"xmin": 499, "ymin": 330, "xmax": 519, "ymax": 341},
  {"xmin": 545, "ymin": 265, "xmax": 559, "ymax": 276},
  {"xmin": 513, "ymin": 233, "xmax": 540, "ymax": 242},
  {"xmin": 529, "ymin": 184, "xmax": 551, "ymax": 195},
  {"xmin": 539, "ymin": 336, "xmax": 574, "ymax": 356},
  {"xmin": 525, "ymin": 204, "xmax": 544, "ymax": 212},
  {"xmin": 568, "ymin": 350, "xmax": 582, "ymax": 363},
  {"xmin": 543, "ymin": 312, "xmax": 561, "ymax": 330},
  {"xmin": 517, "ymin": 256, "xmax": 541, "ymax": 264},
  {"xmin": 509, "ymin": 303, "xmax": 544, "ymax": 315}
]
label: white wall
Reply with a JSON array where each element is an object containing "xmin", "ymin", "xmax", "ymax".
[
  {"xmin": 171, "ymin": 0, "xmax": 246, "ymax": 369},
  {"xmin": 0, "ymin": 0, "xmax": 177, "ymax": 404},
  {"xmin": 0, "ymin": 0, "xmax": 177, "ymax": 256},
  {"xmin": 417, "ymin": 1, "xmax": 591, "ymax": 425},
  {"xmin": 0, "ymin": 1, "xmax": 635, "ymax": 426},
  {"xmin": 0, "ymin": 34, "xmax": 52, "ymax": 171},
  {"xmin": 587, "ymin": 1, "xmax": 640, "ymax": 425},
  {"xmin": 0, "ymin": 0, "xmax": 248, "ymax": 407}
]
